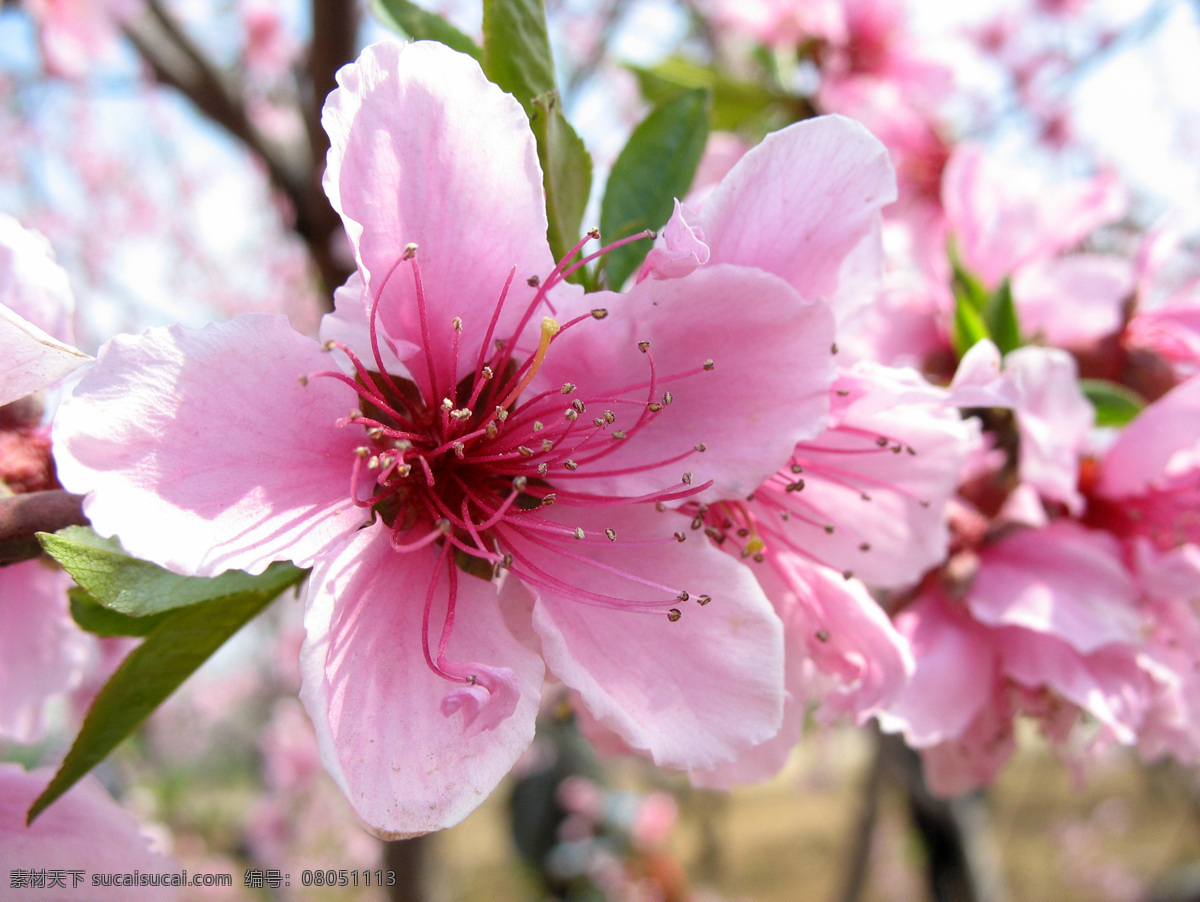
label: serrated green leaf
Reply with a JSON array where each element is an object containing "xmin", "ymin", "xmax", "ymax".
[
  {"xmin": 482, "ymin": 0, "xmax": 555, "ymax": 113},
  {"xmin": 984, "ymin": 278, "xmax": 1023, "ymax": 355},
  {"xmin": 953, "ymin": 292, "xmax": 991, "ymax": 359},
  {"xmin": 370, "ymin": 0, "xmax": 482, "ymax": 61},
  {"xmin": 69, "ymin": 588, "xmax": 173, "ymax": 637},
  {"xmin": 1081, "ymin": 379, "xmax": 1146, "ymax": 428},
  {"xmin": 27, "ymin": 564, "xmax": 305, "ymax": 824},
  {"xmin": 628, "ymin": 58, "xmax": 791, "ymax": 133},
  {"xmin": 529, "ymin": 91, "xmax": 593, "ymax": 269},
  {"xmin": 600, "ymin": 89, "xmax": 711, "ymax": 290},
  {"xmin": 39, "ymin": 525, "xmax": 304, "ymax": 617}
]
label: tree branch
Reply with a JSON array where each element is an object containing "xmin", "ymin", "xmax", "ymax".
[{"xmin": 0, "ymin": 491, "xmax": 87, "ymax": 565}]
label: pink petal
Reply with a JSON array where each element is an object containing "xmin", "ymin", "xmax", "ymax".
[
  {"xmin": 0, "ymin": 560, "xmax": 93, "ymax": 743},
  {"xmin": 969, "ymin": 522, "xmax": 1142, "ymax": 654},
  {"xmin": 639, "ymin": 200, "xmax": 710, "ymax": 282},
  {"xmin": 694, "ymin": 115, "xmax": 896, "ymax": 315},
  {"xmin": 518, "ymin": 505, "xmax": 785, "ymax": 771},
  {"xmin": 0, "ymin": 765, "xmax": 179, "ymax": 900},
  {"xmin": 1012, "ymin": 253, "xmax": 1133, "ymax": 347},
  {"xmin": 322, "ymin": 41, "xmax": 557, "ymax": 396},
  {"xmin": 539, "ymin": 264, "xmax": 835, "ymax": 504},
  {"xmin": 53, "ymin": 314, "xmax": 367, "ymax": 576},
  {"xmin": 1006, "ymin": 346, "xmax": 1092, "ymax": 513},
  {"xmin": 0, "ymin": 213, "xmax": 76, "ymax": 344},
  {"xmin": 877, "ymin": 591, "xmax": 999, "ymax": 747},
  {"xmin": 300, "ymin": 524, "xmax": 543, "ymax": 838},
  {"xmin": 1098, "ymin": 375, "xmax": 1200, "ymax": 499},
  {"xmin": 0, "ymin": 304, "xmax": 90, "ymax": 407}
]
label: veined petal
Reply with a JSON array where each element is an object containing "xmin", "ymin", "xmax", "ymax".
[
  {"xmin": 322, "ymin": 41, "xmax": 557, "ymax": 396},
  {"xmin": 517, "ymin": 505, "xmax": 785, "ymax": 771},
  {"xmin": 0, "ymin": 303, "xmax": 89, "ymax": 407},
  {"xmin": 540, "ymin": 264, "xmax": 835, "ymax": 503},
  {"xmin": 52, "ymin": 314, "xmax": 366, "ymax": 576},
  {"xmin": 694, "ymin": 115, "xmax": 896, "ymax": 312},
  {"xmin": 300, "ymin": 524, "xmax": 543, "ymax": 838}
]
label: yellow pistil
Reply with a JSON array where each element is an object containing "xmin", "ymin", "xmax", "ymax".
[{"xmin": 500, "ymin": 316, "xmax": 560, "ymax": 410}]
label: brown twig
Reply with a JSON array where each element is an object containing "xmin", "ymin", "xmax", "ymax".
[{"xmin": 0, "ymin": 490, "xmax": 88, "ymax": 565}]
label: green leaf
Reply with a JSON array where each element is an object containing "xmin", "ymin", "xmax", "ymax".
[
  {"xmin": 628, "ymin": 58, "xmax": 790, "ymax": 133},
  {"xmin": 39, "ymin": 525, "xmax": 304, "ymax": 617},
  {"xmin": 983, "ymin": 278, "xmax": 1023, "ymax": 356},
  {"xmin": 27, "ymin": 561, "xmax": 305, "ymax": 824},
  {"xmin": 600, "ymin": 89, "xmax": 711, "ymax": 290},
  {"xmin": 1081, "ymin": 379, "xmax": 1146, "ymax": 428},
  {"xmin": 482, "ymin": 0, "xmax": 555, "ymax": 113},
  {"xmin": 68, "ymin": 588, "xmax": 173, "ymax": 637},
  {"xmin": 529, "ymin": 91, "xmax": 593, "ymax": 268},
  {"xmin": 370, "ymin": 0, "xmax": 483, "ymax": 61},
  {"xmin": 953, "ymin": 292, "xmax": 991, "ymax": 359}
]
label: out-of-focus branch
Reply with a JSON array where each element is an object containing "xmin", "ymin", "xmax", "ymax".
[
  {"xmin": 0, "ymin": 490, "xmax": 87, "ymax": 565},
  {"xmin": 836, "ymin": 725, "xmax": 887, "ymax": 902},
  {"xmin": 305, "ymin": 0, "xmax": 360, "ymax": 178},
  {"xmin": 122, "ymin": 0, "xmax": 354, "ymax": 302}
]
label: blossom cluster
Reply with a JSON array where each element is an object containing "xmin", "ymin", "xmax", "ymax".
[{"xmin": 3, "ymin": 0, "xmax": 1200, "ymax": 885}]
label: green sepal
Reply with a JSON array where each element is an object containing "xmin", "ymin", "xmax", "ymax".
[
  {"xmin": 1081, "ymin": 379, "xmax": 1146, "ymax": 428},
  {"xmin": 369, "ymin": 0, "xmax": 483, "ymax": 61},
  {"xmin": 599, "ymin": 89, "xmax": 711, "ymax": 290},
  {"xmin": 26, "ymin": 558, "xmax": 306, "ymax": 824},
  {"xmin": 984, "ymin": 278, "xmax": 1022, "ymax": 356}
]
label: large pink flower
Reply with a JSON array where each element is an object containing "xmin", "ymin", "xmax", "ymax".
[{"xmin": 51, "ymin": 42, "xmax": 852, "ymax": 835}]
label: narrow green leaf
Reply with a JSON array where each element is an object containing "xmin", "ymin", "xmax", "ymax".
[
  {"xmin": 27, "ymin": 565, "xmax": 305, "ymax": 824},
  {"xmin": 39, "ymin": 525, "xmax": 304, "ymax": 617},
  {"xmin": 953, "ymin": 292, "xmax": 991, "ymax": 359},
  {"xmin": 68, "ymin": 588, "xmax": 173, "ymax": 637},
  {"xmin": 482, "ymin": 0, "xmax": 555, "ymax": 113},
  {"xmin": 1081, "ymin": 379, "xmax": 1146, "ymax": 428},
  {"xmin": 628, "ymin": 58, "xmax": 788, "ymax": 132},
  {"xmin": 370, "ymin": 0, "xmax": 483, "ymax": 61},
  {"xmin": 984, "ymin": 278, "xmax": 1023, "ymax": 355},
  {"xmin": 947, "ymin": 236, "xmax": 990, "ymax": 314},
  {"xmin": 529, "ymin": 91, "xmax": 593, "ymax": 268},
  {"xmin": 600, "ymin": 89, "xmax": 711, "ymax": 290}
]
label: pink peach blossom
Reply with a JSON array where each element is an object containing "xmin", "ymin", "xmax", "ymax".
[{"xmin": 50, "ymin": 41, "xmax": 867, "ymax": 836}]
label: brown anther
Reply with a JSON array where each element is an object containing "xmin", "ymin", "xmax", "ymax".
[
  {"xmin": 859, "ymin": 542, "xmax": 871, "ymax": 551},
  {"xmin": 564, "ymin": 460, "xmax": 579, "ymax": 471},
  {"xmin": 403, "ymin": 243, "xmax": 418, "ymax": 259},
  {"xmin": 573, "ymin": 527, "xmax": 585, "ymax": 540},
  {"xmin": 486, "ymin": 423, "xmax": 499, "ymax": 439},
  {"xmin": 842, "ymin": 570, "xmax": 853, "ymax": 580},
  {"xmin": 786, "ymin": 480, "xmax": 805, "ymax": 492},
  {"xmin": 350, "ymin": 409, "xmax": 364, "ymax": 420},
  {"xmin": 815, "ymin": 629, "xmax": 830, "ymax": 642},
  {"xmin": 532, "ymin": 421, "xmax": 544, "ymax": 431},
  {"xmin": 564, "ymin": 409, "xmax": 579, "ymax": 421},
  {"xmin": 703, "ymin": 359, "xmax": 714, "ymax": 370},
  {"xmin": 538, "ymin": 463, "xmax": 549, "ymax": 475},
  {"xmin": 591, "ymin": 308, "xmax": 608, "ymax": 319},
  {"xmin": 860, "ymin": 492, "xmax": 872, "ymax": 501},
  {"xmin": 791, "ymin": 464, "xmax": 803, "ymax": 474},
  {"xmin": 677, "ymin": 590, "xmax": 690, "ymax": 602},
  {"xmin": 482, "ymin": 366, "xmax": 494, "ymax": 380},
  {"xmin": 736, "ymin": 528, "xmax": 749, "ymax": 537},
  {"xmin": 919, "ymin": 499, "xmax": 931, "ymax": 508},
  {"xmin": 450, "ymin": 408, "xmax": 473, "ymax": 421},
  {"xmin": 667, "ymin": 609, "xmax": 682, "ymax": 622},
  {"xmin": 354, "ymin": 446, "xmax": 370, "ymax": 458},
  {"xmin": 367, "ymin": 427, "xmax": 384, "ymax": 440},
  {"xmin": 495, "ymin": 407, "xmax": 509, "ymax": 421},
  {"xmin": 541, "ymin": 493, "xmax": 556, "ymax": 506},
  {"xmin": 561, "ymin": 383, "xmax": 576, "ymax": 394},
  {"xmin": 527, "ymin": 275, "xmax": 541, "ymax": 287},
  {"xmin": 694, "ymin": 443, "xmax": 706, "ymax": 452},
  {"xmin": 907, "ymin": 446, "xmax": 917, "ymax": 455},
  {"xmin": 603, "ymin": 410, "xmax": 615, "ymax": 424},
  {"xmin": 518, "ymin": 446, "xmax": 534, "ymax": 457},
  {"xmin": 323, "ymin": 339, "xmax": 337, "ymax": 351},
  {"xmin": 452, "ymin": 317, "xmax": 463, "ymax": 333},
  {"xmin": 691, "ymin": 517, "xmax": 704, "ymax": 530},
  {"xmin": 647, "ymin": 402, "xmax": 663, "ymax": 413},
  {"xmin": 682, "ymin": 472, "xmax": 693, "ymax": 485},
  {"xmin": 836, "ymin": 389, "xmax": 850, "ymax": 396},
  {"xmin": 824, "ymin": 524, "xmax": 835, "ymax": 534},
  {"xmin": 662, "ymin": 391, "xmax": 673, "ymax": 405},
  {"xmin": 780, "ymin": 511, "xmax": 790, "ymax": 521},
  {"xmin": 298, "ymin": 374, "xmax": 309, "ymax": 386},
  {"xmin": 674, "ymin": 531, "xmax": 687, "ymax": 542},
  {"xmin": 612, "ymin": 430, "xmax": 627, "ymax": 439},
  {"xmin": 436, "ymin": 517, "xmax": 451, "ymax": 532},
  {"xmin": 587, "ymin": 227, "xmax": 601, "ymax": 239},
  {"xmin": 753, "ymin": 553, "xmax": 764, "ymax": 562},
  {"xmin": 605, "ymin": 528, "xmax": 617, "ymax": 542},
  {"xmin": 571, "ymin": 399, "xmax": 586, "ymax": 413},
  {"xmin": 513, "ymin": 476, "xmax": 528, "ymax": 491},
  {"xmin": 876, "ymin": 436, "xmax": 889, "ymax": 447},
  {"xmin": 593, "ymin": 417, "xmax": 605, "ymax": 427},
  {"xmin": 831, "ymin": 342, "xmax": 838, "ymax": 354},
  {"xmin": 892, "ymin": 445, "xmax": 902, "ymax": 454},
  {"xmin": 453, "ymin": 442, "xmax": 465, "ymax": 458},
  {"xmin": 655, "ymin": 502, "xmax": 667, "ymax": 512},
  {"xmin": 541, "ymin": 439, "xmax": 554, "ymax": 452},
  {"xmin": 502, "ymin": 553, "xmax": 514, "ymax": 568},
  {"xmin": 638, "ymin": 341, "xmax": 651, "ymax": 353},
  {"xmin": 440, "ymin": 398, "xmax": 454, "ymax": 411}
]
